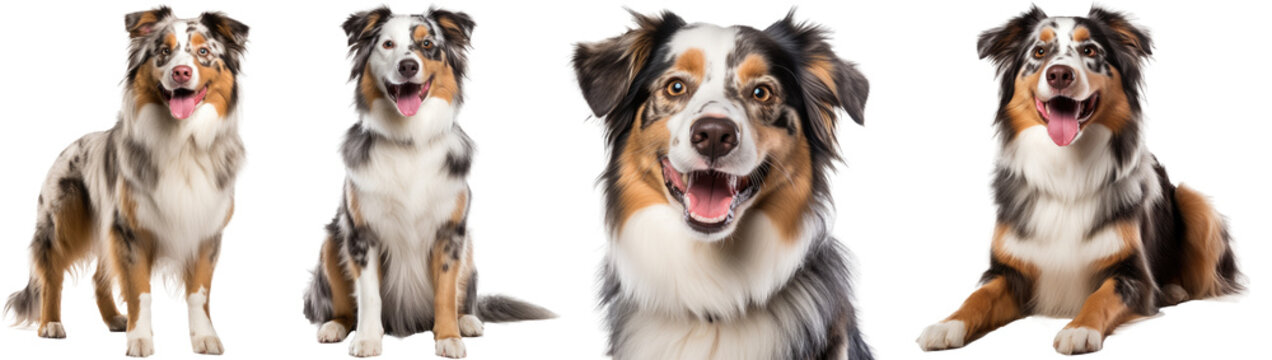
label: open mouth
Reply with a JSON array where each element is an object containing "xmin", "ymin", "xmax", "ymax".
[
  {"xmin": 660, "ymin": 157, "xmax": 764, "ymax": 234},
  {"xmin": 1034, "ymin": 93, "xmax": 1099, "ymax": 146},
  {"xmin": 158, "ymin": 85, "xmax": 208, "ymax": 120},
  {"xmin": 385, "ymin": 76, "xmax": 433, "ymax": 116}
]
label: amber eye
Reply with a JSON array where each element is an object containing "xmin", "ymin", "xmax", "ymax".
[
  {"xmin": 752, "ymin": 85, "xmax": 772, "ymax": 102},
  {"xmin": 1033, "ymin": 46, "xmax": 1047, "ymax": 58},
  {"xmin": 198, "ymin": 47, "xmax": 209, "ymax": 56},
  {"xmin": 422, "ymin": 40, "xmax": 434, "ymax": 49},
  {"xmin": 666, "ymin": 80, "xmax": 686, "ymax": 96},
  {"xmin": 382, "ymin": 40, "xmax": 395, "ymax": 49},
  {"xmin": 1082, "ymin": 45, "xmax": 1098, "ymax": 57}
]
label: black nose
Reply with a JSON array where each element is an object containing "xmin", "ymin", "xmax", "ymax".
[
  {"xmin": 690, "ymin": 117, "xmax": 740, "ymax": 162},
  {"xmin": 398, "ymin": 60, "xmax": 419, "ymax": 79},
  {"xmin": 1046, "ymin": 65, "xmax": 1075, "ymax": 90}
]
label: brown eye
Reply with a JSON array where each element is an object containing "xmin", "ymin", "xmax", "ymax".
[
  {"xmin": 161, "ymin": 47, "xmax": 171, "ymax": 55},
  {"xmin": 422, "ymin": 40, "xmax": 434, "ymax": 49},
  {"xmin": 752, "ymin": 85, "xmax": 772, "ymax": 102},
  {"xmin": 666, "ymin": 80, "xmax": 686, "ymax": 96},
  {"xmin": 1033, "ymin": 46, "xmax": 1046, "ymax": 58},
  {"xmin": 1082, "ymin": 45, "xmax": 1098, "ymax": 57},
  {"xmin": 382, "ymin": 40, "xmax": 395, "ymax": 49},
  {"xmin": 198, "ymin": 47, "xmax": 209, "ymax": 56}
]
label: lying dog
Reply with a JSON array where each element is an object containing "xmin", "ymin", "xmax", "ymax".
[{"xmin": 918, "ymin": 6, "xmax": 1242, "ymax": 355}]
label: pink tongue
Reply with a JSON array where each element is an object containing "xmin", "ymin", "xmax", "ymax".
[
  {"xmin": 396, "ymin": 93, "xmax": 422, "ymax": 116},
  {"xmin": 169, "ymin": 96, "xmax": 198, "ymax": 119},
  {"xmin": 686, "ymin": 176, "xmax": 733, "ymax": 220},
  {"xmin": 1047, "ymin": 113, "xmax": 1080, "ymax": 146}
]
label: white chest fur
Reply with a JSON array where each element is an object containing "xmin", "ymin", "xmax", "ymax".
[{"xmin": 616, "ymin": 309, "xmax": 784, "ymax": 360}]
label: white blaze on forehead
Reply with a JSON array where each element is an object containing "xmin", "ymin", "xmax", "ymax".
[
  {"xmin": 372, "ymin": 16, "xmax": 428, "ymax": 85},
  {"xmin": 662, "ymin": 24, "xmax": 760, "ymax": 177}
]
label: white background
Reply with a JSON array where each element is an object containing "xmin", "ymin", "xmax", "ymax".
[{"xmin": 0, "ymin": 0, "xmax": 1266, "ymax": 359}]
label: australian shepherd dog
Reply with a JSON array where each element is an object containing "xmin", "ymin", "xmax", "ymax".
[
  {"xmin": 917, "ymin": 6, "xmax": 1242, "ymax": 355},
  {"xmin": 3, "ymin": 6, "xmax": 249, "ymax": 357},
  {"xmin": 301, "ymin": 7, "xmax": 553, "ymax": 359},
  {"xmin": 573, "ymin": 11, "xmax": 874, "ymax": 360}
]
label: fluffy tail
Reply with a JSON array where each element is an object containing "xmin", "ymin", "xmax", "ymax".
[
  {"xmin": 302, "ymin": 264, "xmax": 333, "ymax": 324},
  {"xmin": 474, "ymin": 295, "xmax": 555, "ymax": 323},
  {"xmin": 5, "ymin": 278, "xmax": 41, "ymax": 326},
  {"xmin": 1174, "ymin": 185, "xmax": 1243, "ymax": 299}
]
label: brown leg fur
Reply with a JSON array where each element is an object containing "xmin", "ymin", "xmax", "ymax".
[
  {"xmin": 431, "ymin": 240, "xmax": 462, "ymax": 342},
  {"xmin": 1174, "ymin": 185, "xmax": 1239, "ymax": 299},
  {"xmin": 35, "ymin": 182, "xmax": 97, "ymax": 338},
  {"xmin": 322, "ymin": 235, "xmax": 357, "ymax": 333},
  {"xmin": 93, "ymin": 262, "xmax": 127, "ymax": 332},
  {"xmin": 1055, "ymin": 279, "xmax": 1138, "ymax": 354},
  {"xmin": 946, "ymin": 277, "xmax": 1025, "ymax": 343}
]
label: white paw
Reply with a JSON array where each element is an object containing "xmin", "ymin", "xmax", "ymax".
[
  {"xmin": 318, "ymin": 321, "xmax": 350, "ymax": 343},
  {"xmin": 126, "ymin": 335, "xmax": 156, "ymax": 357},
  {"xmin": 459, "ymin": 315, "xmax": 484, "ymax": 337},
  {"xmin": 435, "ymin": 337, "xmax": 467, "ymax": 358},
  {"xmin": 38, "ymin": 322, "xmax": 66, "ymax": 338},
  {"xmin": 108, "ymin": 315, "xmax": 129, "ymax": 332},
  {"xmin": 349, "ymin": 336, "xmax": 382, "ymax": 357},
  {"xmin": 917, "ymin": 320, "xmax": 966, "ymax": 351},
  {"xmin": 192, "ymin": 334, "xmax": 224, "ymax": 355},
  {"xmin": 1054, "ymin": 326, "xmax": 1103, "ymax": 355}
]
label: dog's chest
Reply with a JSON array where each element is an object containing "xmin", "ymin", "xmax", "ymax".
[
  {"xmin": 618, "ymin": 312, "xmax": 783, "ymax": 360},
  {"xmin": 133, "ymin": 149, "xmax": 234, "ymax": 258},
  {"xmin": 349, "ymin": 139, "xmax": 464, "ymax": 248}
]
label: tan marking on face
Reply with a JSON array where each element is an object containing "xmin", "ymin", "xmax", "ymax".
[
  {"xmin": 1040, "ymin": 28, "xmax": 1056, "ymax": 43},
  {"xmin": 420, "ymin": 51, "xmax": 459, "ymax": 103},
  {"xmin": 1072, "ymin": 27, "xmax": 1090, "ymax": 43},
  {"xmin": 413, "ymin": 25, "xmax": 430, "ymax": 42},
  {"xmin": 1174, "ymin": 185, "xmax": 1235, "ymax": 298},
  {"xmin": 1006, "ymin": 69, "xmax": 1045, "ymax": 135},
  {"xmin": 737, "ymin": 53, "xmax": 770, "ymax": 86},
  {"xmin": 615, "ymin": 103, "xmax": 672, "ymax": 230},
  {"xmin": 751, "ymin": 114, "xmax": 811, "ymax": 242},
  {"xmin": 674, "ymin": 48, "xmax": 706, "ymax": 81},
  {"xmin": 192, "ymin": 34, "xmax": 237, "ymax": 117}
]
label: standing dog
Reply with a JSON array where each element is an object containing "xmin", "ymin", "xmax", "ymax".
[
  {"xmin": 302, "ymin": 7, "xmax": 553, "ymax": 359},
  {"xmin": 917, "ymin": 6, "xmax": 1242, "ymax": 355},
  {"xmin": 573, "ymin": 11, "xmax": 874, "ymax": 360},
  {"xmin": 3, "ymin": 6, "xmax": 248, "ymax": 357}
]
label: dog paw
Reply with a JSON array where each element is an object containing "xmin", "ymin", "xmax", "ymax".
[
  {"xmin": 1054, "ymin": 326, "xmax": 1103, "ymax": 355},
  {"xmin": 38, "ymin": 322, "xmax": 66, "ymax": 338},
  {"xmin": 459, "ymin": 315, "xmax": 484, "ymax": 337},
  {"xmin": 349, "ymin": 336, "xmax": 382, "ymax": 357},
  {"xmin": 126, "ymin": 335, "xmax": 156, "ymax": 357},
  {"xmin": 108, "ymin": 315, "xmax": 129, "ymax": 332},
  {"xmin": 192, "ymin": 334, "xmax": 224, "ymax": 355},
  {"xmin": 318, "ymin": 321, "xmax": 350, "ymax": 343},
  {"xmin": 435, "ymin": 337, "xmax": 466, "ymax": 358},
  {"xmin": 1163, "ymin": 284, "xmax": 1190, "ymax": 305},
  {"xmin": 917, "ymin": 320, "xmax": 966, "ymax": 351}
]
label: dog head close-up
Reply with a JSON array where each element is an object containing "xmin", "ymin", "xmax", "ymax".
[
  {"xmin": 979, "ymin": 6, "xmax": 1152, "ymax": 147},
  {"xmin": 575, "ymin": 11, "xmax": 867, "ymax": 242},
  {"xmin": 343, "ymin": 7, "xmax": 474, "ymax": 118},
  {"xmin": 124, "ymin": 6, "xmax": 248, "ymax": 121}
]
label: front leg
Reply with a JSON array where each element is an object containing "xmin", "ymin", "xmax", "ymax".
[
  {"xmin": 184, "ymin": 236, "xmax": 223, "ymax": 355},
  {"xmin": 349, "ymin": 246, "xmax": 384, "ymax": 357},
  {"xmin": 431, "ymin": 221, "xmax": 468, "ymax": 359},
  {"xmin": 1055, "ymin": 223, "xmax": 1154, "ymax": 355},
  {"xmin": 111, "ymin": 225, "xmax": 156, "ymax": 358},
  {"xmin": 918, "ymin": 275, "xmax": 1025, "ymax": 351}
]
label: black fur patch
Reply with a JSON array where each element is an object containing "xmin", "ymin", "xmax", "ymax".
[
  {"xmin": 981, "ymin": 254, "xmax": 1036, "ymax": 315},
  {"xmin": 1098, "ymin": 252, "xmax": 1158, "ymax": 316},
  {"xmin": 444, "ymin": 128, "xmax": 474, "ymax": 177}
]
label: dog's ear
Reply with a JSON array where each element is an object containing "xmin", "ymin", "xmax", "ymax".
[
  {"xmin": 343, "ymin": 7, "xmax": 392, "ymax": 47},
  {"xmin": 1088, "ymin": 7, "xmax": 1152, "ymax": 58},
  {"xmin": 572, "ymin": 10, "xmax": 685, "ymax": 118},
  {"xmin": 199, "ymin": 12, "xmax": 250, "ymax": 72},
  {"xmin": 429, "ymin": 8, "xmax": 475, "ymax": 49},
  {"xmin": 764, "ymin": 12, "xmax": 869, "ymax": 160},
  {"xmin": 124, "ymin": 6, "xmax": 173, "ymax": 38},
  {"xmin": 978, "ymin": 6, "xmax": 1048, "ymax": 69}
]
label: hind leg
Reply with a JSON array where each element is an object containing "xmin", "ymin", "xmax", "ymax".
[
  {"xmin": 318, "ymin": 235, "xmax": 356, "ymax": 343},
  {"xmin": 458, "ymin": 253, "xmax": 482, "ymax": 338},
  {"xmin": 93, "ymin": 262, "xmax": 127, "ymax": 332},
  {"xmin": 184, "ymin": 236, "xmax": 224, "ymax": 355},
  {"xmin": 1174, "ymin": 185, "xmax": 1241, "ymax": 299},
  {"xmin": 33, "ymin": 179, "xmax": 97, "ymax": 339}
]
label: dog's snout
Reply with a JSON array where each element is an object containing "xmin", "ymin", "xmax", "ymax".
[
  {"xmin": 398, "ymin": 60, "xmax": 419, "ymax": 79},
  {"xmin": 690, "ymin": 117, "xmax": 740, "ymax": 163},
  {"xmin": 171, "ymin": 65, "xmax": 193, "ymax": 84},
  {"xmin": 1046, "ymin": 65, "xmax": 1075, "ymax": 90}
]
